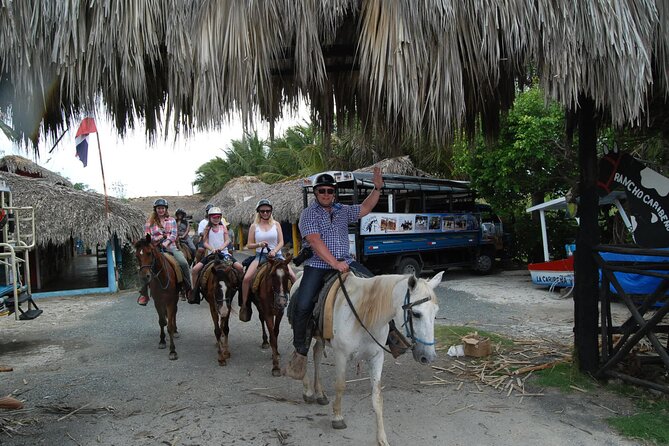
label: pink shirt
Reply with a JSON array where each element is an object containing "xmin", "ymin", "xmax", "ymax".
[{"xmin": 144, "ymin": 217, "xmax": 177, "ymax": 248}]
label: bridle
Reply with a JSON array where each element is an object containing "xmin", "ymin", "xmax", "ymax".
[
  {"xmin": 138, "ymin": 245, "xmax": 171, "ymax": 290},
  {"xmin": 337, "ymin": 273, "xmax": 434, "ymax": 354},
  {"xmin": 597, "ymin": 152, "xmax": 622, "ymax": 194},
  {"xmin": 269, "ymin": 261, "xmax": 290, "ymax": 311}
]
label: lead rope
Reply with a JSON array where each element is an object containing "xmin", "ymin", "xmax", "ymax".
[{"xmin": 336, "ymin": 273, "xmax": 394, "ymax": 355}]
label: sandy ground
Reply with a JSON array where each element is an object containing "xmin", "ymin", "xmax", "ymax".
[{"xmin": 0, "ymin": 269, "xmax": 644, "ymax": 446}]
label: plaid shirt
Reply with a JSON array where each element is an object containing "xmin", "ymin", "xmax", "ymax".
[
  {"xmin": 144, "ymin": 217, "xmax": 178, "ymax": 248},
  {"xmin": 299, "ymin": 201, "xmax": 360, "ymax": 269}
]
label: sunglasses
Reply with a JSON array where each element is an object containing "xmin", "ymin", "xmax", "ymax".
[
  {"xmin": 210, "ymin": 214, "xmax": 222, "ymax": 218},
  {"xmin": 316, "ymin": 188, "xmax": 335, "ymax": 195},
  {"xmin": 258, "ymin": 209, "xmax": 272, "ymax": 214}
]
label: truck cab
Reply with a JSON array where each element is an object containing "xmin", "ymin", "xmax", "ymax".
[{"xmin": 301, "ymin": 171, "xmax": 503, "ymax": 276}]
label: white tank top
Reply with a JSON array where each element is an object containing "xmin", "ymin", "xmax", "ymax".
[
  {"xmin": 206, "ymin": 225, "xmax": 228, "ymax": 255},
  {"xmin": 255, "ymin": 224, "xmax": 278, "ymax": 253}
]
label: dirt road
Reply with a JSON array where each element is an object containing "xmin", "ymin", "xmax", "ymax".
[{"xmin": 0, "ymin": 270, "xmax": 639, "ymax": 445}]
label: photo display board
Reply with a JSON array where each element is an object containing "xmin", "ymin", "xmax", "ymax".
[{"xmin": 359, "ymin": 212, "xmax": 479, "ymax": 235}]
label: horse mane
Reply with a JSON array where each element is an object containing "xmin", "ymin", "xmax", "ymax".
[
  {"xmin": 344, "ymin": 274, "xmax": 407, "ymax": 329},
  {"xmin": 134, "ymin": 237, "xmax": 152, "ymax": 251}
]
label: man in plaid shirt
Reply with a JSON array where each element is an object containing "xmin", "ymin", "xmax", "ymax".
[{"xmin": 284, "ymin": 167, "xmax": 383, "ymax": 380}]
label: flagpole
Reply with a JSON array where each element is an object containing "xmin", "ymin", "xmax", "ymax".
[{"xmin": 95, "ymin": 134, "xmax": 110, "ymax": 218}]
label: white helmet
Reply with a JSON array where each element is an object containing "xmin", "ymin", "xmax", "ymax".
[{"xmin": 208, "ymin": 207, "xmax": 222, "ymax": 216}]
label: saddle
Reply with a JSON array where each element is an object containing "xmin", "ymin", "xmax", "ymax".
[
  {"xmin": 251, "ymin": 262, "xmax": 271, "ymax": 294},
  {"xmin": 163, "ymin": 252, "xmax": 184, "ymax": 283}
]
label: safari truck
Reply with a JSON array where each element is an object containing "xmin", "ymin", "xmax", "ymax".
[{"xmin": 301, "ymin": 171, "xmax": 505, "ymax": 276}]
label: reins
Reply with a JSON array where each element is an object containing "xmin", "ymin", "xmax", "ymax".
[{"xmin": 139, "ymin": 245, "xmax": 172, "ymax": 290}]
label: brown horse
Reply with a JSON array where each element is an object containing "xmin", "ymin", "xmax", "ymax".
[
  {"xmin": 198, "ymin": 258, "xmax": 242, "ymax": 365},
  {"xmin": 248, "ymin": 254, "xmax": 293, "ymax": 376},
  {"xmin": 134, "ymin": 234, "xmax": 180, "ymax": 360}
]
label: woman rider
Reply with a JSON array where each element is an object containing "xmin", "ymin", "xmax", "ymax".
[
  {"xmin": 239, "ymin": 199, "xmax": 297, "ymax": 322},
  {"xmin": 138, "ymin": 198, "xmax": 192, "ymax": 305},
  {"xmin": 189, "ymin": 207, "xmax": 243, "ymax": 304}
]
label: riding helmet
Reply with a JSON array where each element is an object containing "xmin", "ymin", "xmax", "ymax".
[
  {"xmin": 313, "ymin": 173, "xmax": 336, "ymax": 189},
  {"xmin": 175, "ymin": 208, "xmax": 186, "ymax": 216},
  {"xmin": 208, "ymin": 206, "xmax": 222, "ymax": 216},
  {"xmin": 153, "ymin": 198, "xmax": 168, "ymax": 208},
  {"xmin": 205, "ymin": 203, "xmax": 214, "ymax": 213},
  {"xmin": 256, "ymin": 199, "xmax": 273, "ymax": 211}
]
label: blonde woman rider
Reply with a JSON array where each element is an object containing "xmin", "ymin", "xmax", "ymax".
[{"xmin": 239, "ymin": 199, "xmax": 296, "ymax": 321}]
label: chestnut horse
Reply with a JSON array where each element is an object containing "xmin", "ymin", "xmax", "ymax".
[
  {"xmin": 134, "ymin": 235, "xmax": 180, "ymax": 360},
  {"xmin": 248, "ymin": 254, "xmax": 293, "ymax": 376},
  {"xmin": 198, "ymin": 258, "xmax": 242, "ymax": 365}
]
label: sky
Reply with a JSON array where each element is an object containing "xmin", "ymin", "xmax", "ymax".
[{"xmin": 0, "ymin": 107, "xmax": 308, "ymax": 198}]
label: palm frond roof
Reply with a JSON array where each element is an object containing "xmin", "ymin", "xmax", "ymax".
[{"xmin": 1, "ymin": 1, "xmax": 667, "ymax": 148}]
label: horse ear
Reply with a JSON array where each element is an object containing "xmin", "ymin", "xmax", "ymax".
[
  {"xmin": 427, "ymin": 271, "xmax": 445, "ymax": 290},
  {"xmin": 285, "ymin": 252, "xmax": 293, "ymax": 262},
  {"xmin": 145, "ymin": 233, "xmax": 151, "ymax": 243}
]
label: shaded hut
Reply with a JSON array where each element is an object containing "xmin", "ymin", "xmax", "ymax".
[
  {"xmin": 0, "ymin": 171, "xmax": 145, "ymax": 294},
  {"xmin": 127, "ymin": 194, "xmax": 207, "ymax": 218},
  {"xmin": 0, "ymin": 155, "xmax": 73, "ymax": 187},
  {"xmin": 206, "ymin": 176, "xmax": 268, "ymax": 217},
  {"xmin": 354, "ymin": 156, "xmax": 430, "ymax": 177}
]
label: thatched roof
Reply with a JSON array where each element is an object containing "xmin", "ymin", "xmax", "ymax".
[
  {"xmin": 207, "ymin": 176, "xmax": 268, "ymax": 218},
  {"xmin": 0, "ymin": 171, "xmax": 145, "ymax": 248},
  {"xmin": 354, "ymin": 156, "xmax": 430, "ymax": 177},
  {"xmin": 226, "ymin": 179, "xmax": 304, "ymax": 225},
  {"xmin": 1, "ymin": 2, "xmax": 667, "ymax": 148},
  {"xmin": 0, "ymin": 155, "xmax": 72, "ymax": 187},
  {"xmin": 127, "ymin": 194, "xmax": 207, "ymax": 219}
]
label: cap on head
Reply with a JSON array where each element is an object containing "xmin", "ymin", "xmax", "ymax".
[
  {"xmin": 256, "ymin": 199, "xmax": 273, "ymax": 211},
  {"xmin": 313, "ymin": 173, "xmax": 336, "ymax": 189}
]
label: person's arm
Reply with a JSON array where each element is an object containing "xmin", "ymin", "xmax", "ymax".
[
  {"xmin": 222, "ymin": 227, "xmax": 230, "ymax": 251},
  {"xmin": 359, "ymin": 166, "xmax": 384, "ymax": 218},
  {"xmin": 305, "ymin": 233, "xmax": 348, "ymax": 272},
  {"xmin": 245, "ymin": 224, "xmax": 258, "ymax": 249},
  {"xmin": 269, "ymin": 223, "xmax": 284, "ymax": 257}
]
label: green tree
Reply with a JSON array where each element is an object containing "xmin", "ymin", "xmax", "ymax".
[{"xmin": 452, "ymin": 86, "xmax": 575, "ymax": 262}]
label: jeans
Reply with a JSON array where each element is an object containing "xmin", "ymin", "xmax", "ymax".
[{"xmin": 291, "ymin": 261, "xmax": 372, "ymax": 355}]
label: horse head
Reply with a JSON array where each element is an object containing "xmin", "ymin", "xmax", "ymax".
[
  {"xmin": 396, "ymin": 271, "xmax": 444, "ymax": 364},
  {"xmin": 267, "ymin": 254, "xmax": 293, "ymax": 310},
  {"xmin": 134, "ymin": 234, "xmax": 160, "ymax": 286}
]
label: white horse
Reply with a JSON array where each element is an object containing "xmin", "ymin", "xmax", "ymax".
[{"xmin": 291, "ymin": 271, "xmax": 444, "ymax": 446}]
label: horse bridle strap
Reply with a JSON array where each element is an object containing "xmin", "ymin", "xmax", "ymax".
[
  {"xmin": 402, "ymin": 294, "xmax": 435, "ymax": 346},
  {"xmin": 337, "ymin": 273, "xmax": 394, "ymax": 355}
]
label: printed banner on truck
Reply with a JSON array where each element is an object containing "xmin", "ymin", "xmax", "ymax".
[{"xmin": 359, "ymin": 212, "xmax": 479, "ymax": 236}]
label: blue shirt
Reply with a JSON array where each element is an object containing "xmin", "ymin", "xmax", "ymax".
[{"xmin": 299, "ymin": 201, "xmax": 361, "ymax": 269}]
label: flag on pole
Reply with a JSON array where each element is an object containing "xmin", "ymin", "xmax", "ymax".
[{"xmin": 75, "ymin": 117, "xmax": 97, "ymax": 167}]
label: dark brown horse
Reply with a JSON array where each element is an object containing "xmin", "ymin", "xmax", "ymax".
[
  {"xmin": 198, "ymin": 258, "xmax": 242, "ymax": 365},
  {"xmin": 248, "ymin": 254, "xmax": 293, "ymax": 376},
  {"xmin": 134, "ymin": 234, "xmax": 180, "ymax": 360}
]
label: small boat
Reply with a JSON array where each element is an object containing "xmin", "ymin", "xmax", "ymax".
[{"xmin": 528, "ymin": 257, "xmax": 574, "ymax": 289}]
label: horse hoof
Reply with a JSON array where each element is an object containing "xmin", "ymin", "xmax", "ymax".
[
  {"xmin": 317, "ymin": 395, "xmax": 329, "ymax": 406},
  {"xmin": 223, "ymin": 351, "xmax": 231, "ymax": 359},
  {"xmin": 332, "ymin": 419, "xmax": 347, "ymax": 430},
  {"xmin": 169, "ymin": 353, "xmax": 178, "ymax": 360},
  {"xmin": 303, "ymin": 394, "xmax": 316, "ymax": 404},
  {"xmin": 158, "ymin": 343, "xmax": 166, "ymax": 350},
  {"xmin": 218, "ymin": 359, "xmax": 227, "ymax": 366},
  {"xmin": 272, "ymin": 368, "xmax": 281, "ymax": 377},
  {"xmin": 173, "ymin": 332, "xmax": 180, "ymax": 339},
  {"xmin": 261, "ymin": 342, "xmax": 270, "ymax": 349}
]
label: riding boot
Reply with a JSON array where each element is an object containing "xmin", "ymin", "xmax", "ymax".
[{"xmin": 282, "ymin": 351, "xmax": 307, "ymax": 380}]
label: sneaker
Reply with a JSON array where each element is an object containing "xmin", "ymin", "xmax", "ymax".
[
  {"xmin": 137, "ymin": 295, "xmax": 150, "ymax": 306},
  {"xmin": 282, "ymin": 351, "xmax": 307, "ymax": 380}
]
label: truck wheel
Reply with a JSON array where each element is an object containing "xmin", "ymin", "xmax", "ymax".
[
  {"xmin": 474, "ymin": 253, "xmax": 493, "ymax": 274},
  {"xmin": 397, "ymin": 258, "xmax": 421, "ymax": 276}
]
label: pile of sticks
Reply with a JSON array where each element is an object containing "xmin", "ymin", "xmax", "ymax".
[{"xmin": 424, "ymin": 338, "xmax": 572, "ymax": 397}]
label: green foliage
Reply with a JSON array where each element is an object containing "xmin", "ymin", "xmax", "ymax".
[
  {"xmin": 452, "ymin": 86, "xmax": 575, "ymax": 262},
  {"xmin": 73, "ymin": 182, "xmax": 90, "ymax": 191},
  {"xmin": 607, "ymin": 390, "xmax": 669, "ymax": 444},
  {"xmin": 532, "ymin": 362, "xmax": 596, "ymax": 392}
]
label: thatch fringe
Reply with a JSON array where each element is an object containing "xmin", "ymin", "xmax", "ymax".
[
  {"xmin": 206, "ymin": 176, "xmax": 268, "ymax": 220},
  {"xmin": 0, "ymin": 155, "xmax": 72, "ymax": 187},
  {"xmin": 0, "ymin": 171, "xmax": 145, "ymax": 248},
  {"xmin": 0, "ymin": 1, "xmax": 666, "ymax": 148}
]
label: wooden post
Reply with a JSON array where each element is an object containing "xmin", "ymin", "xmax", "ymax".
[
  {"xmin": 574, "ymin": 95, "xmax": 600, "ymax": 373},
  {"xmin": 95, "ymin": 134, "xmax": 110, "ymax": 218},
  {"xmin": 237, "ymin": 226, "xmax": 245, "ymax": 251},
  {"xmin": 292, "ymin": 223, "xmax": 300, "ymax": 257}
]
